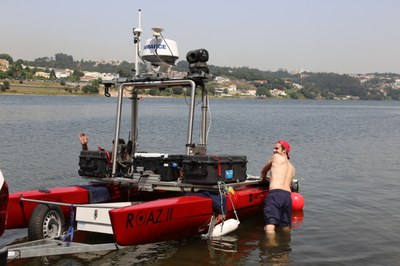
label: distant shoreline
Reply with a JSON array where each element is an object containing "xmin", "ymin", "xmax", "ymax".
[
  {"xmin": 1, "ymin": 81, "xmax": 257, "ymax": 99},
  {"xmin": 1, "ymin": 81, "xmax": 369, "ymax": 101}
]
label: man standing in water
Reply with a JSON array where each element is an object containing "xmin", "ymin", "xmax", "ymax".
[{"xmin": 261, "ymin": 140, "xmax": 295, "ymax": 233}]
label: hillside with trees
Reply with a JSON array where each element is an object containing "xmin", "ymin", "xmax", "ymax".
[{"xmin": 1, "ymin": 53, "xmax": 399, "ymax": 100}]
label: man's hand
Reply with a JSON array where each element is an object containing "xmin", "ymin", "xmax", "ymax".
[
  {"xmin": 79, "ymin": 132, "xmax": 88, "ymax": 145},
  {"xmin": 80, "ymin": 132, "xmax": 89, "ymax": 150}
]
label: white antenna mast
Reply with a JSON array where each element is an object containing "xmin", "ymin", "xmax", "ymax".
[{"xmin": 133, "ymin": 9, "xmax": 142, "ymax": 77}]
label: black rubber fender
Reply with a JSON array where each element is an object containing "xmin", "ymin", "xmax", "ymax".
[{"xmin": 0, "ymin": 247, "xmax": 7, "ymax": 266}]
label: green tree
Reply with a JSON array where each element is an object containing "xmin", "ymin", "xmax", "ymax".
[
  {"xmin": 386, "ymin": 87, "xmax": 400, "ymax": 100},
  {"xmin": 0, "ymin": 54, "xmax": 13, "ymax": 64},
  {"xmin": 365, "ymin": 89, "xmax": 385, "ymax": 100},
  {"xmin": 117, "ymin": 68, "xmax": 131, "ymax": 78},
  {"xmin": 68, "ymin": 69, "xmax": 84, "ymax": 82},
  {"xmin": 15, "ymin": 59, "xmax": 24, "ymax": 66},
  {"xmin": 7, "ymin": 64, "xmax": 23, "ymax": 79},
  {"xmin": 207, "ymin": 85, "xmax": 216, "ymax": 96},
  {"xmin": 256, "ymin": 87, "xmax": 271, "ymax": 97},
  {"xmin": 82, "ymin": 79, "xmax": 101, "ymax": 94},
  {"xmin": 50, "ymin": 69, "xmax": 56, "ymax": 79},
  {"xmin": 288, "ymin": 91, "xmax": 299, "ymax": 99},
  {"xmin": 0, "ymin": 71, "xmax": 7, "ymax": 79},
  {"xmin": 301, "ymin": 72, "xmax": 364, "ymax": 99},
  {"xmin": 1, "ymin": 80, "xmax": 10, "ymax": 92},
  {"xmin": 55, "ymin": 53, "xmax": 75, "ymax": 68},
  {"xmin": 148, "ymin": 88, "xmax": 158, "ymax": 96},
  {"xmin": 92, "ymin": 78, "xmax": 102, "ymax": 86},
  {"xmin": 172, "ymin": 87, "xmax": 183, "ymax": 95},
  {"xmin": 21, "ymin": 66, "xmax": 35, "ymax": 80},
  {"xmin": 299, "ymin": 88, "xmax": 316, "ymax": 99},
  {"xmin": 82, "ymin": 84, "xmax": 99, "ymax": 94}
]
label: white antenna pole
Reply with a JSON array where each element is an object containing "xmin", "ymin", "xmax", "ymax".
[
  {"xmin": 138, "ymin": 9, "xmax": 141, "ymax": 29},
  {"xmin": 133, "ymin": 9, "xmax": 142, "ymax": 77}
]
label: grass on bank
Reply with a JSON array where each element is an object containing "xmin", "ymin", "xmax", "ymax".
[{"xmin": 1, "ymin": 81, "xmax": 93, "ymax": 96}]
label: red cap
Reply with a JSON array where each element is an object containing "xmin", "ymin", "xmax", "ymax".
[{"xmin": 277, "ymin": 140, "xmax": 291, "ymax": 159}]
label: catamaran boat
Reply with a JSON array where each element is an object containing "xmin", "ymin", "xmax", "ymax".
[{"xmin": 0, "ymin": 10, "xmax": 304, "ymax": 262}]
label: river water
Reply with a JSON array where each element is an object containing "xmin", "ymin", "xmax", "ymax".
[{"xmin": 0, "ymin": 95, "xmax": 400, "ymax": 265}]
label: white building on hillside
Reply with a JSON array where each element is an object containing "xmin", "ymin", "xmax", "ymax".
[
  {"xmin": 227, "ymin": 84, "xmax": 237, "ymax": 92},
  {"xmin": 34, "ymin": 71, "xmax": 50, "ymax": 79},
  {"xmin": 55, "ymin": 69, "xmax": 72, "ymax": 79},
  {"xmin": 270, "ymin": 89, "xmax": 287, "ymax": 97},
  {"xmin": 0, "ymin": 59, "xmax": 9, "ymax": 71},
  {"xmin": 81, "ymin": 71, "xmax": 119, "ymax": 81}
]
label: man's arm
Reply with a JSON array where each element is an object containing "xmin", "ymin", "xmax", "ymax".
[
  {"xmin": 79, "ymin": 133, "xmax": 88, "ymax": 151},
  {"xmin": 261, "ymin": 160, "xmax": 272, "ymax": 180}
]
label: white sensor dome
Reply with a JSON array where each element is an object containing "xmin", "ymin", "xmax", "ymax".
[{"xmin": 142, "ymin": 37, "xmax": 179, "ymax": 66}]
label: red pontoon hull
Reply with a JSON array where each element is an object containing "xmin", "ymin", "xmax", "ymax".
[
  {"xmin": 5, "ymin": 182, "xmax": 304, "ymax": 247},
  {"xmin": 0, "ymin": 178, "xmax": 8, "ymax": 237},
  {"xmin": 6, "ymin": 186, "xmax": 90, "ymax": 229},
  {"xmin": 109, "ymin": 186, "xmax": 268, "ymax": 246},
  {"xmin": 109, "ymin": 195, "xmax": 213, "ymax": 246}
]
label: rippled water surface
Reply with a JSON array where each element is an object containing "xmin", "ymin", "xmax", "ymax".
[{"xmin": 1, "ymin": 95, "xmax": 400, "ymax": 265}]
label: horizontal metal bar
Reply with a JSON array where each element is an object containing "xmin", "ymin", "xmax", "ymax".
[
  {"xmin": 7, "ymin": 239, "xmax": 123, "ymax": 259},
  {"xmin": 86, "ymin": 177, "xmax": 263, "ymax": 190},
  {"xmin": 18, "ymin": 197, "xmax": 128, "ymax": 209}
]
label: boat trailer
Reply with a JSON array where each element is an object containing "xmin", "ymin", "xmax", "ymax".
[{"xmin": 3, "ymin": 239, "xmax": 122, "ymax": 261}]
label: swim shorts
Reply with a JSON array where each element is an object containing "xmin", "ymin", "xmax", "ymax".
[{"xmin": 264, "ymin": 189, "xmax": 292, "ymax": 227}]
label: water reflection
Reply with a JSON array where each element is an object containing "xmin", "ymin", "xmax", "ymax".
[
  {"xmin": 204, "ymin": 210, "xmax": 305, "ymax": 265},
  {"xmin": 259, "ymin": 210, "xmax": 304, "ymax": 265},
  {"xmin": 260, "ymin": 227, "xmax": 292, "ymax": 265},
  {"xmin": 3, "ymin": 208, "xmax": 304, "ymax": 265},
  {"xmin": 291, "ymin": 210, "xmax": 304, "ymax": 229},
  {"xmin": 258, "ymin": 210, "xmax": 301, "ymax": 265},
  {"xmin": 208, "ymin": 235, "xmax": 238, "ymax": 253}
]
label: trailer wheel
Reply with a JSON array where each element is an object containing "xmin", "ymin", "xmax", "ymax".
[{"xmin": 28, "ymin": 204, "xmax": 65, "ymax": 241}]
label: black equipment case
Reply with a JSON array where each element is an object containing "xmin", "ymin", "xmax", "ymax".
[
  {"xmin": 78, "ymin": 150, "xmax": 111, "ymax": 178},
  {"xmin": 182, "ymin": 155, "xmax": 247, "ymax": 184},
  {"xmin": 134, "ymin": 154, "xmax": 184, "ymax": 181}
]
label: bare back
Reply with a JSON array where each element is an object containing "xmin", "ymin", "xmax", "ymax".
[{"xmin": 269, "ymin": 154, "xmax": 295, "ymax": 192}]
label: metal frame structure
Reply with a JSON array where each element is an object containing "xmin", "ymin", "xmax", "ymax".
[{"xmin": 109, "ymin": 78, "xmax": 210, "ymax": 177}]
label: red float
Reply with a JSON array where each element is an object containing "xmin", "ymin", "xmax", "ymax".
[{"xmin": 291, "ymin": 192, "xmax": 305, "ymax": 211}]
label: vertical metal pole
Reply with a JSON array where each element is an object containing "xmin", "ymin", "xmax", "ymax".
[
  {"xmin": 200, "ymin": 84, "xmax": 208, "ymax": 148},
  {"xmin": 131, "ymin": 89, "xmax": 138, "ymax": 156},
  {"xmin": 112, "ymin": 84, "xmax": 124, "ymax": 177},
  {"xmin": 134, "ymin": 9, "xmax": 141, "ymax": 77},
  {"xmin": 186, "ymin": 81, "xmax": 197, "ymax": 155}
]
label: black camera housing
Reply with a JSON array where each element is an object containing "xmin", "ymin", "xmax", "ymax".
[{"xmin": 186, "ymin": 49, "xmax": 209, "ymax": 74}]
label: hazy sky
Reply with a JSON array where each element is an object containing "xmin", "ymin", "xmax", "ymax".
[{"xmin": 2, "ymin": 0, "xmax": 399, "ymax": 74}]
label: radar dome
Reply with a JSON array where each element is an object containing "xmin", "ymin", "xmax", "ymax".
[{"xmin": 142, "ymin": 38, "xmax": 179, "ymax": 66}]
